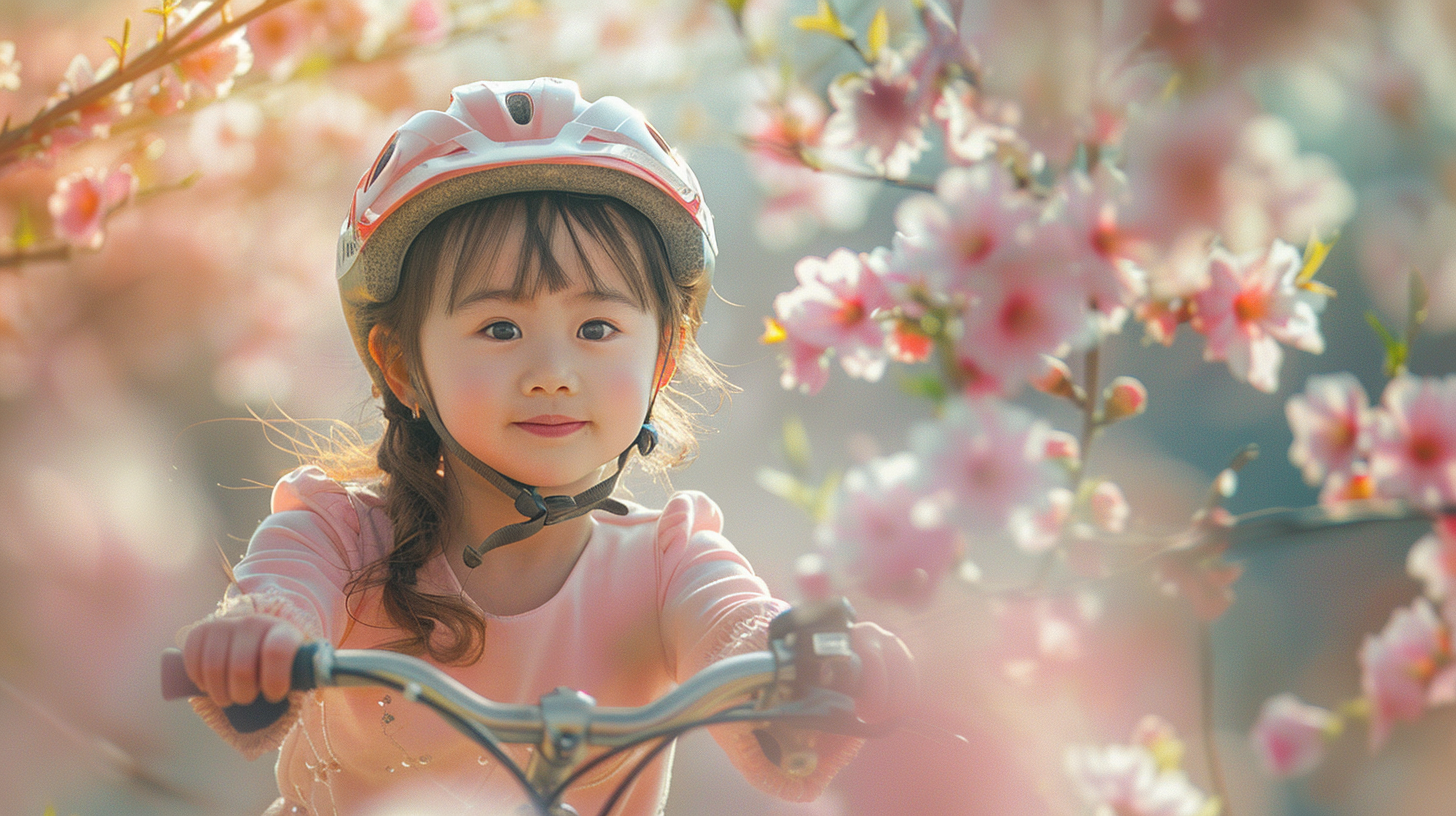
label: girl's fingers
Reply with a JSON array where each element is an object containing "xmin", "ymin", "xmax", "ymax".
[
  {"xmin": 199, "ymin": 624, "xmax": 237, "ymax": 707},
  {"xmin": 259, "ymin": 623, "xmax": 305, "ymax": 703},
  {"xmin": 851, "ymin": 622, "xmax": 918, "ymax": 724},
  {"xmin": 226, "ymin": 623, "xmax": 265, "ymax": 706}
]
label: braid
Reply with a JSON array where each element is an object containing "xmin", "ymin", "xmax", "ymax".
[{"xmin": 346, "ymin": 391, "xmax": 485, "ymax": 665}]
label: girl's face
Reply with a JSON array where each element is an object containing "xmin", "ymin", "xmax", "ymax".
[{"xmin": 416, "ymin": 207, "xmax": 662, "ymax": 493}]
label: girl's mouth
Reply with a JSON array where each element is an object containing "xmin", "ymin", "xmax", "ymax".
[{"xmin": 515, "ymin": 416, "xmax": 588, "ymax": 438}]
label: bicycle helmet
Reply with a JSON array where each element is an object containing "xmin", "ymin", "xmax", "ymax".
[{"xmin": 335, "ymin": 77, "xmax": 718, "ymax": 566}]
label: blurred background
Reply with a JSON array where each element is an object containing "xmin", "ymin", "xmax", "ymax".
[{"xmin": 0, "ymin": 0, "xmax": 1453, "ymax": 814}]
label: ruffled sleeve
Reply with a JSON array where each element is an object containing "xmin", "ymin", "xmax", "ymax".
[
  {"xmin": 655, "ymin": 491, "xmax": 863, "ymax": 802},
  {"xmin": 179, "ymin": 465, "xmax": 378, "ymax": 759}
]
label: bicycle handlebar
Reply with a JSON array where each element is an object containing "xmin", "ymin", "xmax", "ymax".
[{"xmin": 160, "ymin": 599, "xmax": 902, "ymax": 816}]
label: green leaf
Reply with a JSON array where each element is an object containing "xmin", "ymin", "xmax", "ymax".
[
  {"xmin": 782, "ymin": 415, "xmax": 813, "ymax": 475},
  {"xmin": 866, "ymin": 7, "xmax": 889, "ymax": 62},
  {"xmin": 1407, "ymin": 266, "xmax": 1429, "ymax": 341},
  {"xmin": 1366, "ymin": 310, "xmax": 1407, "ymax": 377},
  {"xmin": 793, "ymin": 0, "xmax": 854, "ymax": 40},
  {"xmin": 722, "ymin": 0, "xmax": 749, "ymax": 19},
  {"xmin": 899, "ymin": 371, "xmax": 947, "ymax": 402}
]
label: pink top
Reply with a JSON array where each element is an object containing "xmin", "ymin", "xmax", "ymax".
[{"xmin": 186, "ymin": 466, "xmax": 860, "ymax": 815}]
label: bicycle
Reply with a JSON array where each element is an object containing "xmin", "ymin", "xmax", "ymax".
[{"xmin": 162, "ymin": 599, "xmax": 918, "ymax": 816}]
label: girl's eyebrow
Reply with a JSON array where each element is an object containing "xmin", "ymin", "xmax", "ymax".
[{"xmin": 452, "ymin": 285, "xmax": 642, "ymax": 311}]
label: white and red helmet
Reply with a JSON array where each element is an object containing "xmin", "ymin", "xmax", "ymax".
[{"xmin": 337, "ymin": 77, "xmax": 716, "ymax": 394}]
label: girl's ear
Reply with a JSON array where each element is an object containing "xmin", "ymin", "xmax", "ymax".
[
  {"xmin": 368, "ymin": 325, "xmax": 415, "ymax": 407},
  {"xmin": 655, "ymin": 326, "xmax": 686, "ymax": 392}
]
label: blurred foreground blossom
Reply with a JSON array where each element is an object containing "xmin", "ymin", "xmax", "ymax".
[
  {"xmin": 1249, "ymin": 693, "xmax": 1338, "ymax": 777},
  {"xmin": 821, "ymin": 452, "xmax": 958, "ymax": 607},
  {"xmin": 1065, "ymin": 716, "xmax": 1216, "ymax": 816},
  {"xmin": 1407, "ymin": 515, "xmax": 1456, "ymax": 612},
  {"xmin": 1368, "ymin": 374, "xmax": 1456, "ymax": 507},
  {"xmin": 740, "ymin": 77, "xmax": 875, "ymax": 248},
  {"xmin": 46, "ymin": 165, "xmax": 136, "ymax": 250},
  {"xmin": 1285, "ymin": 373, "xmax": 1373, "ymax": 487},
  {"xmin": 1359, "ymin": 597, "xmax": 1456, "ymax": 750},
  {"xmin": 1190, "ymin": 240, "xmax": 1327, "ymax": 393},
  {"xmin": 911, "ymin": 396, "xmax": 1060, "ymax": 548}
]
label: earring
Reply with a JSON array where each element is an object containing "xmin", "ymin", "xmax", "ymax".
[{"xmin": 411, "ymin": 403, "xmax": 421, "ymax": 421}]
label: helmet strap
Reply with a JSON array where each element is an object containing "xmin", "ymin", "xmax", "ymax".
[
  {"xmin": 410, "ymin": 375, "xmax": 658, "ymax": 569},
  {"xmin": 408, "ymin": 324, "xmax": 677, "ymax": 569}
]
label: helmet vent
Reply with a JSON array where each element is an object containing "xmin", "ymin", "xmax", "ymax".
[{"xmin": 505, "ymin": 92, "xmax": 534, "ymax": 125}]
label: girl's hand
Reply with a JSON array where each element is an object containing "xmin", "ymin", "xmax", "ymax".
[
  {"xmin": 182, "ymin": 614, "xmax": 305, "ymax": 708},
  {"xmin": 849, "ymin": 621, "xmax": 918, "ymax": 725}
]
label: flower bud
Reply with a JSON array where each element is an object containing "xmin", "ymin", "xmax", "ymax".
[
  {"xmin": 1250, "ymin": 694, "xmax": 1337, "ymax": 777},
  {"xmin": 1090, "ymin": 481, "xmax": 1130, "ymax": 533},
  {"xmin": 1043, "ymin": 430, "xmax": 1081, "ymax": 464},
  {"xmin": 1033, "ymin": 356, "xmax": 1078, "ymax": 400},
  {"xmin": 1103, "ymin": 375, "xmax": 1148, "ymax": 422}
]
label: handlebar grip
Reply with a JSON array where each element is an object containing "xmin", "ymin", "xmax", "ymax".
[{"xmin": 160, "ymin": 642, "xmax": 324, "ymax": 701}]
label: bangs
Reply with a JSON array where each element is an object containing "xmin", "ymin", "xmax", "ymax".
[{"xmin": 422, "ymin": 193, "xmax": 673, "ymax": 323}]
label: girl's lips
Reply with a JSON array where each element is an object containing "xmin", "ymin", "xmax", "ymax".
[{"xmin": 514, "ymin": 416, "xmax": 588, "ymax": 438}]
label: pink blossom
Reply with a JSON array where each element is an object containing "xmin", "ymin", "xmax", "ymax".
[
  {"xmin": 404, "ymin": 0, "xmax": 452, "ymax": 45},
  {"xmin": 1360, "ymin": 597, "xmax": 1456, "ymax": 750},
  {"xmin": 994, "ymin": 593, "xmax": 1095, "ymax": 681},
  {"xmin": 1054, "ymin": 167, "xmax": 1149, "ymax": 329},
  {"xmin": 931, "ymin": 79, "xmax": 1020, "ymax": 165},
  {"xmin": 1368, "ymin": 375, "xmax": 1456, "ymax": 508},
  {"xmin": 1408, "ymin": 516, "xmax": 1456, "ymax": 607},
  {"xmin": 1064, "ymin": 741, "xmax": 1213, "ymax": 816},
  {"xmin": 1285, "ymin": 373, "xmax": 1373, "ymax": 487},
  {"xmin": 187, "ymin": 98, "xmax": 265, "ymax": 178},
  {"xmin": 890, "ymin": 162, "xmax": 1039, "ymax": 301},
  {"xmin": 911, "ymin": 396, "xmax": 1060, "ymax": 548},
  {"xmin": 905, "ymin": 0, "xmax": 975, "ymax": 92},
  {"xmin": 1220, "ymin": 115, "xmax": 1354, "ymax": 254},
  {"xmin": 823, "ymin": 452, "xmax": 959, "ymax": 607},
  {"xmin": 246, "ymin": 2, "xmax": 317, "ymax": 79},
  {"xmin": 176, "ymin": 19, "xmax": 254, "ymax": 99},
  {"xmin": 47, "ymin": 166, "xmax": 136, "ymax": 250},
  {"xmin": 772, "ymin": 248, "xmax": 895, "ymax": 394},
  {"xmin": 742, "ymin": 79, "xmax": 873, "ymax": 247},
  {"xmin": 1123, "ymin": 88, "xmax": 1257, "ymax": 247},
  {"xmin": 143, "ymin": 71, "xmax": 188, "ymax": 116},
  {"xmin": 953, "ymin": 245, "xmax": 1092, "ymax": 394},
  {"xmin": 1250, "ymin": 693, "xmax": 1337, "ymax": 777},
  {"xmin": 49, "ymin": 55, "xmax": 132, "ymax": 140},
  {"xmin": 823, "ymin": 49, "xmax": 930, "ymax": 180},
  {"xmin": 1190, "ymin": 240, "xmax": 1327, "ymax": 393}
]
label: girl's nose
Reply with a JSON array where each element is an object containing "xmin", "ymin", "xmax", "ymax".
[{"xmin": 521, "ymin": 342, "xmax": 580, "ymax": 396}]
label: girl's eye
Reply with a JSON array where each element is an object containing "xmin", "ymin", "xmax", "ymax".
[
  {"xmin": 481, "ymin": 321, "xmax": 521, "ymax": 341},
  {"xmin": 578, "ymin": 320, "xmax": 619, "ymax": 341}
]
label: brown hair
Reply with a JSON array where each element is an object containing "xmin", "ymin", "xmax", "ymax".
[{"xmin": 337, "ymin": 191, "xmax": 725, "ymax": 664}]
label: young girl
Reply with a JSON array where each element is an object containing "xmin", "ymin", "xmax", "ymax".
[{"xmin": 180, "ymin": 77, "xmax": 915, "ymax": 816}]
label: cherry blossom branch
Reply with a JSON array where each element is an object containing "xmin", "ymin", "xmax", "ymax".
[
  {"xmin": 0, "ymin": 246, "xmax": 69, "ymax": 267},
  {"xmin": 1198, "ymin": 620, "xmax": 1232, "ymax": 814},
  {"xmin": 738, "ymin": 135, "xmax": 937, "ymax": 192},
  {"xmin": 0, "ymin": 0, "xmax": 299, "ymax": 170}
]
